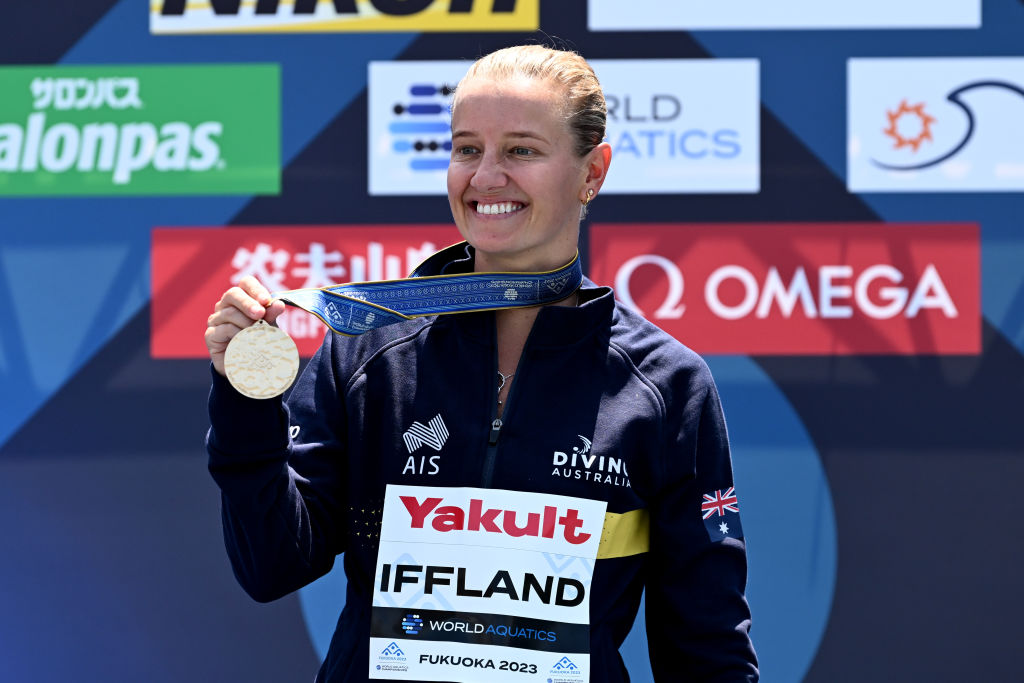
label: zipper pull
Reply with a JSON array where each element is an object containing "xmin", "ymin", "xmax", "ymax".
[{"xmin": 488, "ymin": 418, "xmax": 503, "ymax": 446}]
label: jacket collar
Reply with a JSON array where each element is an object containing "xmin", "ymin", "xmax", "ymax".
[{"xmin": 427, "ymin": 244, "xmax": 615, "ymax": 347}]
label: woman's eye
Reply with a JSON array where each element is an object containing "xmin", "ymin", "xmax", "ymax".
[
  {"xmin": 454, "ymin": 145, "xmax": 477, "ymax": 155},
  {"xmin": 511, "ymin": 147, "xmax": 533, "ymax": 156}
]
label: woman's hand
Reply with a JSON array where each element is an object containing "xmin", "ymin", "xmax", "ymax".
[{"xmin": 204, "ymin": 275, "xmax": 287, "ymax": 376}]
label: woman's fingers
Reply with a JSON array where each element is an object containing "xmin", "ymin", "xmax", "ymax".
[{"xmin": 206, "ymin": 276, "xmax": 281, "ymax": 376}]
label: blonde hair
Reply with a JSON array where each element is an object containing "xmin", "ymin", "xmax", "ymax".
[{"xmin": 451, "ymin": 45, "xmax": 607, "ymax": 158}]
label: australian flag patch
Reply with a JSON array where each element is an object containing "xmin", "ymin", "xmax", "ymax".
[{"xmin": 701, "ymin": 487, "xmax": 744, "ymax": 541}]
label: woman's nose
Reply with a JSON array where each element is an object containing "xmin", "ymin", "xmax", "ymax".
[{"xmin": 470, "ymin": 152, "xmax": 508, "ymax": 191}]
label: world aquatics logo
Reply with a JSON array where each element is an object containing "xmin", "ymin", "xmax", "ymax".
[{"xmin": 401, "ymin": 614, "xmax": 423, "ymax": 635}]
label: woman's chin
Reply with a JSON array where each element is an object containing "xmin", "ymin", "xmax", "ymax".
[{"xmin": 463, "ymin": 230, "xmax": 522, "ymax": 257}]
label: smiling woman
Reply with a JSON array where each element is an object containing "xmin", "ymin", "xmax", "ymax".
[
  {"xmin": 204, "ymin": 44, "xmax": 758, "ymax": 683},
  {"xmin": 446, "ymin": 46, "xmax": 611, "ymax": 273}
]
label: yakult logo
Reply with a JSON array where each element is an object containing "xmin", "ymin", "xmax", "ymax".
[
  {"xmin": 590, "ymin": 223, "xmax": 980, "ymax": 355},
  {"xmin": 400, "ymin": 495, "xmax": 592, "ymax": 544}
]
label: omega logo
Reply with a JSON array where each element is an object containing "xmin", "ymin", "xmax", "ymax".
[{"xmin": 614, "ymin": 256, "xmax": 958, "ymax": 321}]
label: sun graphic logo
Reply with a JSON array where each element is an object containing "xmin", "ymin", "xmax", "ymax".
[{"xmin": 883, "ymin": 99, "xmax": 937, "ymax": 153}]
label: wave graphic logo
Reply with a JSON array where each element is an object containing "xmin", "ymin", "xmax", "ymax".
[
  {"xmin": 849, "ymin": 58, "xmax": 1024, "ymax": 192},
  {"xmin": 872, "ymin": 82, "xmax": 1024, "ymax": 172}
]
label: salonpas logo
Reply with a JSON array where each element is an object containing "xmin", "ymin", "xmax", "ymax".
[
  {"xmin": 0, "ymin": 64, "xmax": 279, "ymax": 195},
  {"xmin": 151, "ymin": 0, "xmax": 539, "ymax": 34}
]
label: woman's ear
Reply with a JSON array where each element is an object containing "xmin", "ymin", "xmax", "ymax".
[{"xmin": 584, "ymin": 141, "xmax": 613, "ymax": 194}]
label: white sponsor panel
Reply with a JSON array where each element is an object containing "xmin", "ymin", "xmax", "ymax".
[
  {"xmin": 595, "ymin": 60, "xmax": 759, "ymax": 194},
  {"xmin": 369, "ymin": 59, "xmax": 760, "ymax": 195},
  {"xmin": 368, "ymin": 61, "xmax": 458, "ymax": 196},
  {"xmin": 369, "ymin": 639, "xmax": 585, "ymax": 683},
  {"xmin": 588, "ymin": 0, "xmax": 980, "ymax": 30},
  {"xmin": 848, "ymin": 58, "xmax": 1024, "ymax": 192},
  {"xmin": 371, "ymin": 485, "xmax": 605, "ymax": 681}
]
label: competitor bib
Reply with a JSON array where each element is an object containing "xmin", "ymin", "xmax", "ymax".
[{"xmin": 369, "ymin": 485, "xmax": 606, "ymax": 682}]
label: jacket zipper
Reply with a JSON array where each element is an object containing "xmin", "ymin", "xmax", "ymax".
[
  {"xmin": 481, "ymin": 311, "xmax": 544, "ymax": 487},
  {"xmin": 481, "ymin": 342, "xmax": 504, "ymax": 487}
]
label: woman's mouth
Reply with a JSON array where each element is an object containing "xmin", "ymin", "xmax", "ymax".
[{"xmin": 473, "ymin": 201, "xmax": 525, "ymax": 216}]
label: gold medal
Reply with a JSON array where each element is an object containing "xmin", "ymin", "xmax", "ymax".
[{"xmin": 223, "ymin": 320, "xmax": 300, "ymax": 399}]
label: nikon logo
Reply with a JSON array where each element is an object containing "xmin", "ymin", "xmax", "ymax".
[
  {"xmin": 150, "ymin": 0, "xmax": 539, "ymax": 33},
  {"xmin": 0, "ymin": 64, "xmax": 279, "ymax": 196}
]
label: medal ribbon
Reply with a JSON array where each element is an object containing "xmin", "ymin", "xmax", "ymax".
[{"xmin": 272, "ymin": 242, "xmax": 582, "ymax": 336}]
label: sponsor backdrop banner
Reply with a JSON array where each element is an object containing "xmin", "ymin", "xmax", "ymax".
[
  {"xmin": 369, "ymin": 59, "xmax": 759, "ymax": 195},
  {"xmin": 589, "ymin": 223, "xmax": 980, "ymax": 355},
  {"xmin": 588, "ymin": 0, "xmax": 981, "ymax": 30},
  {"xmin": 3, "ymin": 2, "xmax": 1024, "ymax": 683},
  {"xmin": 151, "ymin": 0, "xmax": 540, "ymax": 34},
  {"xmin": 848, "ymin": 57, "xmax": 1024, "ymax": 192},
  {"xmin": 0, "ymin": 64, "xmax": 280, "ymax": 195},
  {"xmin": 151, "ymin": 226, "xmax": 463, "ymax": 358}
]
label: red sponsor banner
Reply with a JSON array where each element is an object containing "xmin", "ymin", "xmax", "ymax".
[
  {"xmin": 151, "ymin": 225, "xmax": 464, "ymax": 358},
  {"xmin": 588, "ymin": 223, "xmax": 979, "ymax": 355}
]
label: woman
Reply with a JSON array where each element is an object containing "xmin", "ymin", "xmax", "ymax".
[{"xmin": 204, "ymin": 45, "xmax": 758, "ymax": 682}]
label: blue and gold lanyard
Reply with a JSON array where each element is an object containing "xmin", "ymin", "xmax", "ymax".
[{"xmin": 273, "ymin": 242, "xmax": 582, "ymax": 335}]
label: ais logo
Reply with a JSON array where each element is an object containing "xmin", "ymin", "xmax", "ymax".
[{"xmin": 151, "ymin": 0, "xmax": 539, "ymax": 34}]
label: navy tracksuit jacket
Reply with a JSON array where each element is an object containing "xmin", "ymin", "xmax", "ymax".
[{"xmin": 207, "ymin": 251, "xmax": 758, "ymax": 682}]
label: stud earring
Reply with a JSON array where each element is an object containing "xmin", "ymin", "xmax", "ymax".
[{"xmin": 581, "ymin": 188, "xmax": 595, "ymax": 206}]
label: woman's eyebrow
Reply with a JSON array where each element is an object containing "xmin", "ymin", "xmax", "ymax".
[
  {"xmin": 450, "ymin": 129, "xmax": 549, "ymax": 143},
  {"xmin": 507, "ymin": 131, "xmax": 549, "ymax": 143}
]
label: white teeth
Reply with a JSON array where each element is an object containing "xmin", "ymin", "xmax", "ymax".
[{"xmin": 476, "ymin": 202, "xmax": 522, "ymax": 215}]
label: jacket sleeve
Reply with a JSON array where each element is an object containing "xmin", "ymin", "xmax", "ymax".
[
  {"xmin": 206, "ymin": 333, "xmax": 348, "ymax": 603},
  {"xmin": 645, "ymin": 362, "xmax": 758, "ymax": 681}
]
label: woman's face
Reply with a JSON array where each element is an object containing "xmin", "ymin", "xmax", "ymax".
[{"xmin": 447, "ymin": 75, "xmax": 601, "ymax": 272}]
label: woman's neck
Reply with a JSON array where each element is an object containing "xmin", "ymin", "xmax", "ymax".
[{"xmin": 494, "ymin": 290, "xmax": 577, "ymax": 415}]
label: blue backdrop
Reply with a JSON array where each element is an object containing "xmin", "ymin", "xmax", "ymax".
[{"xmin": 1, "ymin": 2, "xmax": 1021, "ymax": 681}]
